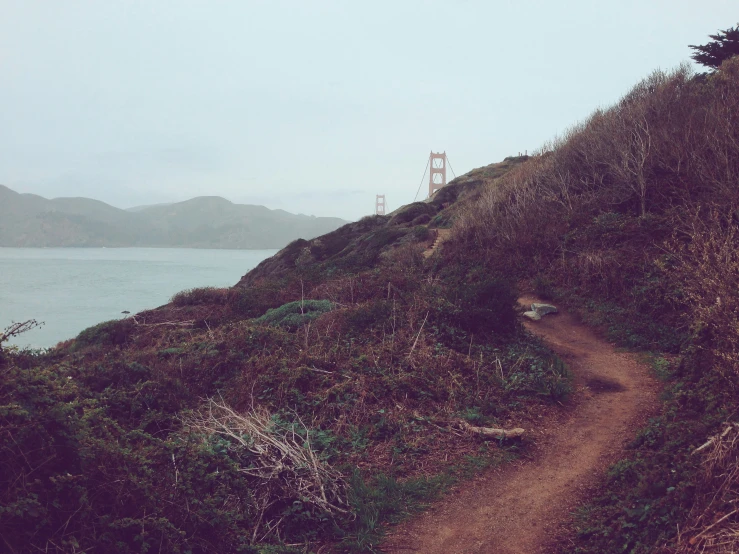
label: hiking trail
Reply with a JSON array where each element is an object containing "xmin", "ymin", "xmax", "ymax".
[
  {"xmin": 423, "ymin": 228, "xmax": 452, "ymax": 259},
  {"xmin": 382, "ymin": 296, "xmax": 658, "ymax": 554}
]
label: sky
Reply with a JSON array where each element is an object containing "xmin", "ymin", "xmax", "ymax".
[{"xmin": 0, "ymin": 1, "xmax": 736, "ymax": 221}]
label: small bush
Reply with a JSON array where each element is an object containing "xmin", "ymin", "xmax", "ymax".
[
  {"xmin": 171, "ymin": 287, "xmax": 228, "ymax": 306},
  {"xmin": 412, "ymin": 225, "xmax": 431, "ymax": 241},
  {"xmin": 388, "ymin": 202, "xmax": 437, "ymax": 227},
  {"xmin": 226, "ymin": 282, "xmax": 285, "ymax": 318},
  {"xmin": 411, "ymin": 214, "xmax": 432, "ymax": 226},
  {"xmin": 345, "ymin": 301, "xmax": 392, "ymax": 334},
  {"xmin": 429, "ymin": 213, "xmax": 452, "ymax": 229},
  {"xmin": 74, "ymin": 319, "xmax": 133, "ymax": 349},
  {"xmin": 255, "ymin": 300, "xmax": 333, "ymax": 329},
  {"xmin": 532, "ymin": 274, "xmax": 556, "ymax": 300},
  {"xmin": 363, "ymin": 228, "xmax": 406, "ymax": 251},
  {"xmin": 456, "ymin": 278, "xmax": 518, "ymax": 336},
  {"xmin": 339, "ymin": 471, "xmax": 448, "ymax": 551}
]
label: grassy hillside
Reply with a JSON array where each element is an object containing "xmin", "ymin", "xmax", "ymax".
[
  {"xmin": 0, "ymin": 186, "xmax": 347, "ymax": 249},
  {"xmin": 445, "ymin": 57, "xmax": 739, "ymax": 553},
  {"xmin": 0, "ymin": 157, "xmax": 575, "ymax": 553}
]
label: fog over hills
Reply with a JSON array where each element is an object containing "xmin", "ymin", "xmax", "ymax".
[{"xmin": 0, "ymin": 185, "xmax": 348, "ymax": 248}]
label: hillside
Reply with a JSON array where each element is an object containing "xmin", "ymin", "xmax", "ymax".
[
  {"xmin": 1, "ymin": 158, "xmax": 551, "ymax": 553},
  {"xmin": 443, "ymin": 58, "xmax": 739, "ymax": 553},
  {"xmin": 0, "ymin": 185, "xmax": 347, "ymax": 248},
  {"xmin": 1, "ymin": 58, "xmax": 739, "ymax": 554}
]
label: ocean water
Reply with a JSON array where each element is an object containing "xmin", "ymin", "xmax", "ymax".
[{"xmin": 0, "ymin": 248, "xmax": 276, "ymax": 349}]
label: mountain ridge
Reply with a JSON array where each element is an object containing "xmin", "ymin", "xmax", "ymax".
[{"xmin": 0, "ymin": 184, "xmax": 348, "ymax": 249}]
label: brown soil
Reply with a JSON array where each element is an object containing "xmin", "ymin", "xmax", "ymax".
[{"xmin": 381, "ymin": 296, "xmax": 658, "ymax": 554}]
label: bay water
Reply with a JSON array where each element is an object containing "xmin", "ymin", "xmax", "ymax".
[{"xmin": 0, "ymin": 248, "xmax": 276, "ymax": 349}]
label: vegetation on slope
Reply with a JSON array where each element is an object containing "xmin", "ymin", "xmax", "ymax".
[
  {"xmin": 0, "ymin": 157, "xmax": 573, "ymax": 553},
  {"xmin": 446, "ymin": 55, "xmax": 739, "ymax": 552}
]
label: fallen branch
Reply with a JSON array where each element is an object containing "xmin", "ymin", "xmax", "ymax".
[
  {"xmin": 407, "ymin": 311, "xmax": 430, "ymax": 360},
  {"xmin": 692, "ymin": 423, "xmax": 739, "ymax": 455},
  {"xmin": 308, "ymin": 366, "xmax": 334, "ymax": 375},
  {"xmin": 460, "ymin": 420, "xmax": 525, "ymax": 440},
  {"xmin": 131, "ymin": 315, "xmax": 195, "ymax": 327}
]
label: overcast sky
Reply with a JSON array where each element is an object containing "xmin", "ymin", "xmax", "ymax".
[{"xmin": 1, "ymin": 1, "xmax": 736, "ymax": 221}]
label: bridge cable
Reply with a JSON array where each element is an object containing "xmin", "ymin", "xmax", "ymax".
[
  {"xmin": 446, "ymin": 155, "xmax": 457, "ymax": 180},
  {"xmin": 412, "ymin": 156, "xmax": 431, "ymax": 202}
]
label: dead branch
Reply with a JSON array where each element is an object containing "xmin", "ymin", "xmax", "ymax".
[
  {"xmin": 407, "ymin": 310, "xmax": 430, "ymax": 360},
  {"xmin": 131, "ymin": 316, "xmax": 195, "ymax": 328},
  {"xmin": 0, "ymin": 319, "xmax": 44, "ymax": 347},
  {"xmin": 460, "ymin": 420, "xmax": 525, "ymax": 440}
]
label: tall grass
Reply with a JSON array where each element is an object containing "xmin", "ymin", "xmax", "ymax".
[{"xmin": 457, "ymin": 59, "xmax": 739, "ymax": 258}]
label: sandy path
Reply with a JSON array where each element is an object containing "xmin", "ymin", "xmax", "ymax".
[{"xmin": 382, "ymin": 296, "xmax": 657, "ymax": 554}]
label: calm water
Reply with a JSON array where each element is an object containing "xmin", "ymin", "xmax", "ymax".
[{"xmin": 0, "ymin": 248, "xmax": 276, "ymax": 348}]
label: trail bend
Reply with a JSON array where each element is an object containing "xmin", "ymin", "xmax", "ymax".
[{"xmin": 382, "ymin": 296, "xmax": 658, "ymax": 554}]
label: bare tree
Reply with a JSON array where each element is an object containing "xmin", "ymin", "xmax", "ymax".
[{"xmin": 0, "ymin": 320, "xmax": 44, "ymax": 362}]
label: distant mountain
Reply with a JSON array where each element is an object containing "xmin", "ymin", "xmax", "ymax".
[
  {"xmin": 0, "ymin": 185, "xmax": 348, "ymax": 248},
  {"xmin": 125, "ymin": 202, "xmax": 174, "ymax": 212}
]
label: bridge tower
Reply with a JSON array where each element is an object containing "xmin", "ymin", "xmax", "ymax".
[
  {"xmin": 375, "ymin": 194, "xmax": 386, "ymax": 215},
  {"xmin": 428, "ymin": 151, "xmax": 447, "ymax": 197}
]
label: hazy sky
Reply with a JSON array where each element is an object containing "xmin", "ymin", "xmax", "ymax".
[{"xmin": 1, "ymin": 1, "xmax": 736, "ymax": 220}]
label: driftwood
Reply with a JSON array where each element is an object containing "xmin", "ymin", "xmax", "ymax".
[{"xmin": 460, "ymin": 420, "xmax": 525, "ymax": 440}]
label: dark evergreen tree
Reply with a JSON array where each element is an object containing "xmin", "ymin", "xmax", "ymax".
[{"xmin": 689, "ymin": 24, "xmax": 739, "ymax": 69}]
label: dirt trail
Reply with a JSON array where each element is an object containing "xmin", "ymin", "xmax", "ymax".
[
  {"xmin": 382, "ymin": 296, "xmax": 658, "ymax": 554},
  {"xmin": 423, "ymin": 229, "xmax": 452, "ymax": 259}
]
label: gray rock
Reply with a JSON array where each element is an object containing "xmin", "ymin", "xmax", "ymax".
[
  {"xmin": 532, "ymin": 303, "xmax": 558, "ymax": 316},
  {"xmin": 523, "ymin": 310, "xmax": 542, "ymax": 321}
]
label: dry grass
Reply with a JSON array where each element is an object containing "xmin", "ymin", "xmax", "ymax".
[
  {"xmin": 454, "ymin": 58, "xmax": 739, "ymax": 264},
  {"xmin": 673, "ymin": 423, "xmax": 739, "ymax": 553},
  {"xmin": 666, "ymin": 209, "xmax": 739, "ymax": 379},
  {"xmin": 183, "ymin": 398, "xmax": 349, "ymax": 542}
]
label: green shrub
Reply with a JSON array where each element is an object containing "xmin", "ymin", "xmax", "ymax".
[
  {"xmin": 339, "ymin": 471, "xmax": 448, "ymax": 552},
  {"xmin": 411, "ymin": 214, "xmax": 432, "ymax": 226},
  {"xmin": 456, "ymin": 278, "xmax": 518, "ymax": 336},
  {"xmin": 74, "ymin": 319, "xmax": 133, "ymax": 349},
  {"xmin": 363, "ymin": 228, "xmax": 406, "ymax": 251},
  {"xmin": 171, "ymin": 286, "xmax": 228, "ymax": 306},
  {"xmin": 255, "ymin": 300, "xmax": 333, "ymax": 329},
  {"xmin": 412, "ymin": 225, "xmax": 431, "ymax": 241},
  {"xmin": 502, "ymin": 342, "xmax": 573, "ymax": 401},
  {"xmin": 388, "ymin": 202, "xmax": 437, "ymax": 227},
  {"xmin": 227, "ymin": 282, "xmax": 285, "ymax": 318},
  {"xmin": 532, "ymin": 274, "xmax": 556, "ymax": 300},
  {"xmin": 345, "ymin": 301, "xmax": 392, "ymax": 334},
  {"xmin": 429, "ymin": 213, "xmax": 452, "ymax": 229}
]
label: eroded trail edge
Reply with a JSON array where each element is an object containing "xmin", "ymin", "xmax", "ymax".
[{"xmin": 382, "ymin": 296, "xmax": 658, "ymax": 554}]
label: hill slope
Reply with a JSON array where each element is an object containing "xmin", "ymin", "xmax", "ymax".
[
  {"xmin": 2, "ymin": 58, "xmax": 739, "ymax": 554},
  {"xmin": 0, "ymin": 185, "xmax": 347, "ymax": 248},
  {"xmin": 442, "ymin": 58, "xmax": 739, "ymax": 553}
]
